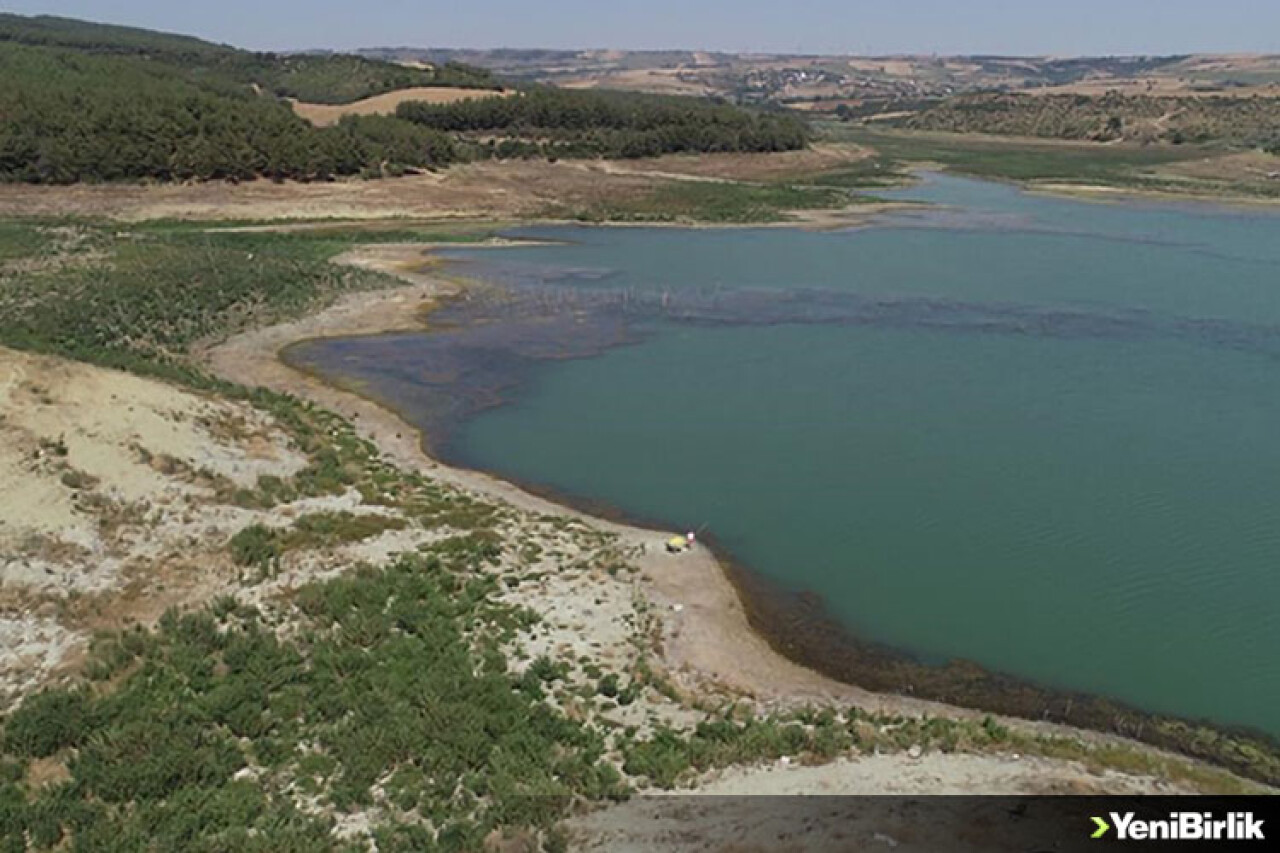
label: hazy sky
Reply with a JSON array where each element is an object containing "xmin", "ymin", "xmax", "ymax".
[{"xmin": 5, "ymin": 0, "xmax": 1279, "ymax": 55}]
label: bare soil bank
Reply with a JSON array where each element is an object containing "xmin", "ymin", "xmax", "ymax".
[{"xmin": 0, "ymin": 146, "xmax": 871, "ymax": 222}]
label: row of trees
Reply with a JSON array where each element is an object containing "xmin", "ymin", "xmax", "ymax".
[{"xmin": 397, "ymin": 87, "xmax": 811, "ymax": 157}]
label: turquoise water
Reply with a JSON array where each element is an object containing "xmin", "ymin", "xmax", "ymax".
[{"xmin": 304, "ymin": 175, "xmax": 1280, "ymax": 736}]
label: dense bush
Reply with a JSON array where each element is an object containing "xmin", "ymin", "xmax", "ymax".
[
  {"xmin": 229, "ymin": 523, "xmax": 281, "ymax": 571},
  {"xmin": 0, "ymin": 547, "xmax": 624, "ymax": 849},
  {"xmin": 1, "ymin": 690, "xmax": 94, "ymax": 758}
]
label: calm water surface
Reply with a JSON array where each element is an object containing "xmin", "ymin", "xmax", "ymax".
[{"xmin": 300, "ymin": 175, "xmax": 1280, "ymax": 736}]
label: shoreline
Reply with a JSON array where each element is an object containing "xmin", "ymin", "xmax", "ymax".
[
  {"xmin": 892, "ymin": 165, "xmax": 1280, "ymax": 212},
  {"xmin": 201, "ymin": 240, "xmax": 1276, "ymax": 789},
  {"xmin": 201, "ymin": 244, "xmax": 942, "ymax": 713},
  {"xmin": 1025, "ymin": 180, "xmax": 1280, "ymax": 210}
]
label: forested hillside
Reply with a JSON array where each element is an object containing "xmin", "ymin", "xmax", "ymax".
[
  {"xmin": 0, "ymin": 14, "xmax": 810, "ymax": 184},
  {"xmin": 0, "ymin": 13, "xmax": 498, "ymax": 103},
  {"xmin": 397, "ymin": 88, "xmax": 811, "ymax": 159},
  {"xmin": 0, "ymin": 42, "xmax": 459, "ymax": 183},
  {"xmin": 904, "ymin": 92, "xmax": 1280, "ymax": 151}
]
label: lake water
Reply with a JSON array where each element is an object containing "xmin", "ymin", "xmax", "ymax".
[{"xmin": 289, "ymin": 174, "xmax": 1280, "ymax": 738}]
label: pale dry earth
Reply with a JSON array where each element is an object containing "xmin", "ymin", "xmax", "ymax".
[
  {"xmin": 0, "ymin": 147, "xmax": 873, "ymax": 222},
  {"xmin": 0, "ymin": 346, "xmax": 303, "ymax": 703},
  {"xmin": 560, "ymin": 69, "xmax": 716, "ymax": 97},
  {"xmin": 289, "ymin": 86, "xmax": 508, "ymax": 127},
  {"xmin": 567, "ymin": 754, "xmax": 1193, "ymax": 852}
]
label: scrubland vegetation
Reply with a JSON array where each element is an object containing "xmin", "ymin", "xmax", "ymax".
[
  {"xmin": 1, "ymin": 546, "xmax": 616, "ymax": 851},
  {"xmin": 903, "ymin": 92, "xmax": 1280, "ymax": 151},
  {"xmin": 828, "ymin": 125, "xmax": 1202, "ymax": 182},
  {"xmin": 554, "ymin": 180, "xmax": 848, "ymax": 223},
  {"xmin": 0, "ymin": 222, "xmax": 391, "ymax": 380}
]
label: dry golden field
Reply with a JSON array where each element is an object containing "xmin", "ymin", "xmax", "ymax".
[{"xmin": 289, "ymin": 86, "xmax": 508, "ymax": 126}]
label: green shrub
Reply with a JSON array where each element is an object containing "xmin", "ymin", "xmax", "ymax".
[
  {"xmin": 229, "ymin": 523, "xmax": 280, "ymax": 570},
  {"xmin": 622, "ymin": 726, "xmax": 693, "ymax": 787},
  {"xmin": 2, "ymin": 690, "xmax": 95, "ymax": 758},
  {"xmin": 597, "ymin": 673, "xmax": 620, "ymax": 698}
]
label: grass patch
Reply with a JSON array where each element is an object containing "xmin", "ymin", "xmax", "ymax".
[
  {"xmin": 230, "ymin": 512, "xmax": 408, "ymax": 572},
  {"xmin": 827, "ymin": 126, "xmax": 1210, "ymax": 186},
  {"xmin": 0, "ymin": 218, "xmax": 500, "ymax": 385},
  {"xmin": 560, "ymin": 180, "xmax": 851, "ymax": 224},
  {"xmin": 0, "ymin": 222, "xmax": 380, "ymax": 383},
  {"xmin": 0, "ymin": 222, "xmax": 49, "ymax": 263}
]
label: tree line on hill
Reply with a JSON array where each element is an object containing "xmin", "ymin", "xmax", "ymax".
[
  {"xmin": 903, "ymin": 92, "xmax": 1280, "ymax": 152},
  {"xmin": 0, "ymin": 48, "xmax": 810, "ymax": 184},
  {"xmin": 0, "ymin": 12, "xmax": 499, "ymax": 104},
  {"xmin": 397, "ymin": 87, "xmax": 811, "ymax": 158},
  {"xmin": 0, "ymin": 13, "xmax": 810, "ymax": 185},
  {"xmin": 0, "ymin": 43, "xmax": 459, "ymax": 183}
]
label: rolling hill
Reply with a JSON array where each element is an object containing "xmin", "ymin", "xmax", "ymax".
[
  {"xmin": 0, "ymin": 14, "xmax": 809, "ymax": 185},
  {"xmin": 0, "ymin": 14, "xmax": 494, "ymax": 183}
]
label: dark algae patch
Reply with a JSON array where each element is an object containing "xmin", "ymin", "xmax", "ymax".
[{"xmin": 725, "ymin": 557, "xmax": 1280, "ymax": 787}]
